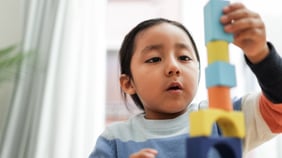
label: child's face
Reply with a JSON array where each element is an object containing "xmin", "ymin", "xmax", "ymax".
[{"xmin": 125, "ymin": 23, "xmax": 199, "ymax": 119}]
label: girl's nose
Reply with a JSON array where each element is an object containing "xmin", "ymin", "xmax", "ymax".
[{"xmin": 166, "ymin": 58, "xmax": 181, "ymax": 77}]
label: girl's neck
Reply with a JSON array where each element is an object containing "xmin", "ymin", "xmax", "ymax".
[{"xmin": 144, "ymin": 109, "xmax": 187, "ymax": 120}]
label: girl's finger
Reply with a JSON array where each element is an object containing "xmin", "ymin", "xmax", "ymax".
[
  {"xmin": 223, "ymin": 2, "xmax": 245, "ymax": 13},
  {"xmin": 130, "ymin": 149, "xmax": 158, "ymax": 158},
  {"xmin": 224, "ymin": 17, "xmax": 263, "ymax": 33}
]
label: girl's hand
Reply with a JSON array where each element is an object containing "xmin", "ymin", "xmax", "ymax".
[
  {"xmin": 130, "ymin": 148, "xmax": 158, "ymax": 158},
  {"xmin": 221, "ymin": 2, "xmax": 269, "ymax": 63}
]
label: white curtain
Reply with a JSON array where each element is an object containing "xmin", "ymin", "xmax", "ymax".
[{"xmin": 0, "ymin": 0, "xmax": 107, "ymax": 157}]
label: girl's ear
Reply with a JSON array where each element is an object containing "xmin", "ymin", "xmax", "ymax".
[{"xmin": 120, "ymin": 74, "xmax": 136, "ymax": 95}]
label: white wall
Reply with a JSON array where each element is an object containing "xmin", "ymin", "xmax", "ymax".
[{"xmin": 106, "ymin": 0, "xmax": 181, "ymax": 50}]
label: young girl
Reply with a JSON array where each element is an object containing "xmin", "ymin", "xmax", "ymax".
[{"xmin": 90, "ymin": 2, "xmax": 282, "ymax": 158}]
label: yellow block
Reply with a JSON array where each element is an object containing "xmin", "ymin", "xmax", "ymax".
[
  {"xmin": 189, "ymin": 109, "xmax": 245, "ymax": 138},
  {"xmin": 207, "ymin": 41, "xmax": 229, "ymax": 64}
]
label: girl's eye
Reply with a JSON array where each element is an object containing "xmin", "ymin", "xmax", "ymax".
[
  {"xmin": 145, "ymin": 57, "xmax": 161, "ymax": 63},
  {"xmin": 179, "ymin": 55, "xmax": 192, "ymax": 61}
]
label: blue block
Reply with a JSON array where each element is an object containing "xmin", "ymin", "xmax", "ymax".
[
  {"xmin": 186, "ymin": 137, "xmax": 242, "ymax": 158},
  {"xmin": 204, "ymin": 0, "xmax": 233, "ymax": 44},
  {"xmin": 205, "ymin": 62, "xmax": 236, "ymax": 87}
]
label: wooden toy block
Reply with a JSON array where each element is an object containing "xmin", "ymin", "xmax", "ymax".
[
  {"xmin": 207, "ymin": 40, "xmax": 229, "ymax": 64},
  {"xmin": 189, "ymin": 109, "xmax": 245, "ymax": 138},
  {"xmin": 186, "ymin": 136, "xmax": 242, "ymax": 158},
  {"xmin": 204, "ymin": 0, "xmax": 233, "ymax": 44},
  {"xmin": 205, "ymin": 61, "xmax": 236, "ymax": 88},
  {"xmin": 208, "ymin": 86, "xmax": 232, "ymax": 111}
]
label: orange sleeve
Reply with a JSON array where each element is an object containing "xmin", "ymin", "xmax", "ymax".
[{"xmin": 259, "ymin": 93, "xmax": 282, "ymax": 133}]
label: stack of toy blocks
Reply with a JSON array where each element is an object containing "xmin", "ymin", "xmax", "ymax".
[{"xmin": 186, "ymin": 0, "xmax": 245, "ymax": 157}]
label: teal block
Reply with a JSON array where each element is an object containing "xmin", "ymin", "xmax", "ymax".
[
  {"xmin": 186, "ymin": 136, "xmax": 243, "ymax": 158},
  {"xmin": 204, "ymin": 0, "xmax": 233, "ymax": 44},
  {"xmin": 205, "ymin": 62, "xmax": 236, "ymax": 87}
]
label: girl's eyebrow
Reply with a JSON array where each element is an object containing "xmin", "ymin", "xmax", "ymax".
[
  {"xmin": 141, "ymin": 43, "xmax": 193, "ymax": 54},
  {"xmin": 141, "ymin": 44, "xmax": 163, "ymax": 54},
  {"xmin": 175, "ymin": 43, "xmax": 193, "ymax": 52}
]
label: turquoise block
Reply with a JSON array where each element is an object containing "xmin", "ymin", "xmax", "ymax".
[
  {"xmin": 204, "ymin": 0, "xmax": 233, "ymax": 44},
  {"xmin": 205, "ymin": 62, "xmax": 236, "ymax": 87},
  {"xmin": 186, "ymin": 136, "xmax": 243, "ymax": 158}
]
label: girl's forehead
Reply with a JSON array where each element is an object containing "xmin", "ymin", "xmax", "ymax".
[
  {"xmin": 134, "ymin": 23, "xmax": 194, "ymax": 48},
  {"xmin": 137, "ymin": 23, "xmax": 186, "ymax": 37}
]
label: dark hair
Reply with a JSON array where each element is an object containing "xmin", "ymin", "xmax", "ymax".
[{"xmin": 119, "ymin": 18, "xmax": 200, "ymax": 110}]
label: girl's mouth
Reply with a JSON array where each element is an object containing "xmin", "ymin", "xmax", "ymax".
[
  {"xmin": 166, "ymin": 82, "xmax": 183, "ymax": 91},
  {"xmin": 168, "ymin": 86, "xmax": 181, "ymax": 90}
]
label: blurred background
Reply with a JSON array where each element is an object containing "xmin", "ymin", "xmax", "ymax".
[{"xmin": 0, "ymin": 0, "xmax": 281, "ymax": 157}]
